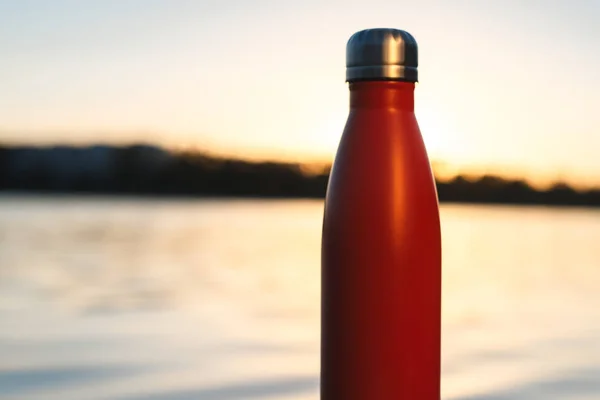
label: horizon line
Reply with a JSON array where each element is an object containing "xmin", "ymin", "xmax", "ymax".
[{"xmin": 0, "ymin": 139, "xmax": 596, "ymax": 190}]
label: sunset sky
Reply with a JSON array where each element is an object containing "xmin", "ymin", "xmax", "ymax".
[{"xmin": 1, "ymin": 0, "xmax": 599, "ymax": 185}]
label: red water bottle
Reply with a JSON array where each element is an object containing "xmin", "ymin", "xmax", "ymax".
[{"xmin": 321, "ymin": 29, "xmax": 441, "ymax": 399}]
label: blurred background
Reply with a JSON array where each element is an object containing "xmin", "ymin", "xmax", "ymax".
[{"xmin": 1, "ymin": 0, "xmax": 599, "ymax": 399}]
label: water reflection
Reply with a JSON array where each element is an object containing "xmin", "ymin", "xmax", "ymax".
[
  {"xmin": 0, "ymin": 364, "xmax": 149, "ymax": 398},
  {"xmin": 0, "ymin": 197, "xmax": 598, "ymax": 399},
  {"xmin": 111, "ymin": 376, "xmax": 319, "ymax": 400}
]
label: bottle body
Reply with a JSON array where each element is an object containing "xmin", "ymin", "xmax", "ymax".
[{"xmin": 321, "ymin": 81, "xmax": 441, "ymax": 399}]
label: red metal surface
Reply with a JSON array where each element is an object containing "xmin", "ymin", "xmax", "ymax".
[{"xmin": 321, "ymin": 81, "xmax": 441, "ymax": 399}]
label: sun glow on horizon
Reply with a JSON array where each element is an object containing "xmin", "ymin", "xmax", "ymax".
[{"xmin": 1, "ymin": 1, "xmax": 600, "ymax": 187}]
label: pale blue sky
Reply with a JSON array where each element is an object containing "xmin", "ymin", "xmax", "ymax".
[{"xmin": 1, "ymin": 0, "xmax": 599, "ymax": 184}]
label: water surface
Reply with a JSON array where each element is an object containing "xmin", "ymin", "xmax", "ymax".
[{"xmin": 0, "ymin": 197, "xmax": 598, "ymax": 399}]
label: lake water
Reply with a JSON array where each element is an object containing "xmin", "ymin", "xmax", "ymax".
[{"xmin": 0, "ymin": 197, "xmax": 598, "ymax": 400}]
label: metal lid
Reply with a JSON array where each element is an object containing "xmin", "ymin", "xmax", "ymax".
[{"xmin": 346, "ymin": 28, "xmax": 418, "ymax": 83}]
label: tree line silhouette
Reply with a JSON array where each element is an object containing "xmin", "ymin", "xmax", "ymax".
[{"xmin": 0, "ymin": 143, "xmax": 598, "ymax": 206}]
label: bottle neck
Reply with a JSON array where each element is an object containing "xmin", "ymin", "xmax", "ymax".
[{"xmin": 349, "ymin": 81, "xmax": 415, "ymax": 111}]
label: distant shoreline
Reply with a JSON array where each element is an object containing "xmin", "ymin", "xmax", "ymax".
[
  {"xmin": 2, "ymin": 143, "xmax": 599, "ymax": 208},
  {"xmin": 1, "ymin": 191, "xmax": 600, "ymax": 209}
]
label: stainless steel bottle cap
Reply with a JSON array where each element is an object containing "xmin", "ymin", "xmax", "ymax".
[{"xmin": 346, "ymin": 28, "xmax": 418, "ymax": 83}]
